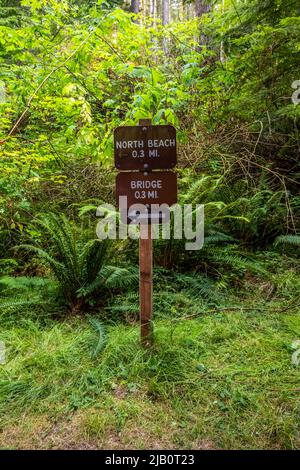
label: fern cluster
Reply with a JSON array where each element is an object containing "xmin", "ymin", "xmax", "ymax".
[{"xmin": 16, "ymin": 213, "xmax": 137, "ymax": 311}]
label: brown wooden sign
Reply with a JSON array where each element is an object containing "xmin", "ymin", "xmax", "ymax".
[
  {"xmin": 114, "ymin": 124, "xmax": 176, "ymax": 171},
  {"xmin": 116, "ymin": 171, "xmax": 177, "ymax": 208},
  {"xmin": 114, "ymin": 120, "xmax": 178, "ymax": 347}
]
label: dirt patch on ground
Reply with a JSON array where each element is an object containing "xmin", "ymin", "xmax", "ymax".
[{"xmin": 0, "ymin": 409, "xmax": 216, "ymax": 450}]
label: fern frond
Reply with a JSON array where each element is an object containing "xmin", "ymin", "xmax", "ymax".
[
  {"xmin": 80, "ymin": 239, "xmax": 108, "ymax": 284},
  {"xmin": 17, "ymin": 244, "xmax": 67, "ymax": 281},
  {"xmin": 78, "ymin": 205, "xmax": 98, "ymax": 217},
  {"xmin": 173, "ymin": 272, "xmax": 219, "ymax": 301},
  {"xmin": 88, "ymin": 317, "xmax": 107, "ymax": 358},
  {"xmin": 274, "ymin": 235, "xmax": 300, "ymax": 247},
  {"xmin": 204, "ymin": 232, "xmax": 236, "ymax": 245},
  {"xmin": 101, "ymin": 265, "xmax": 139, "ymax": 290},
  {"xmin": 0, "ymin": 298, "xmax": 51, "ymax": 311},
  {"xmin": 36, "ymin": 214, "xmax": 80, "ymax": 285},
  {"xmin": 106, "ymin": 301, "xmax": 139, "ymax": 314},
  {"xmin": 182, "ymin": 176, "xmax": 217, "ymax": 204},
  {"xmin": 207, "ymin": 249, "xmax": 267, "ymax": 275}
]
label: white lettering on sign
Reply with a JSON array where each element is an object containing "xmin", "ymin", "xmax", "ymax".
[
  {"xmin": 149, "ymin": 149, "xmax": 159, "ymax": 158},
  {"xmin": 132, "ymin": 150, "xmax": 145, "ymax": 158},
  {"xmin": 116, "ymin": 140, "xmax": 144, "ymax": 149},
  {"xmin": 130, "ymin": 180, "xmax": 162, "ymax": 189},
  {"xmin": 148, "ymin": 139, "xmax": 175, "ymax": 148},
  {"xmin": 116, "ymin": 139, "xmax": 175, "ymax": 151},
  {"xmin": 134, "ymin": 190, "xmax": 159, "ymax": 199}
]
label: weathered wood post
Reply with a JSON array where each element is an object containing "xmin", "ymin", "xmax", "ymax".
[{"xmin": 138, "ymin": 118, "xmax": 153, "ymax": 347}]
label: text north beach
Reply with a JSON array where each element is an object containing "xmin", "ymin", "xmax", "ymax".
[{"xmin": 115, "ymin": 139, "xmax": 176, "ymax": 149}]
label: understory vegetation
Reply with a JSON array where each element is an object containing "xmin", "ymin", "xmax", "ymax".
[{"xmin": 0, "ymin": 0, "xmax": 299, "ymax": 450}]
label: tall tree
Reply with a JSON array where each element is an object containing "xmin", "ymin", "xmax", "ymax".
[
  {"xmin": 162, "ymin": 0, "xmax": 169, "ymax": 26},
  {"xmin": 131, "ymin": 0, "xmax": 140, "ymax": 15},
  {"xmin": 162, "ymin": 0, "xmax": 169, "ymax": 53},
  {"xmin": 150, "ymin": 0, "xmax": 156, "ymax": 20},
  {"xmin": 195, "ymin": 0, "xmax": 211, "ymax": 18},
  {"xmin": 130, "ymin": 0, "xmax": 140, "ymax": 24},
  {"xmin": 194, "ymin": 0, "xmax": 211, "ymax": 45}
]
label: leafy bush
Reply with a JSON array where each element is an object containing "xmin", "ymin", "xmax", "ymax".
[{"xmin": 17, "ymin": 213, "xmax": 138, "ymax": 312}]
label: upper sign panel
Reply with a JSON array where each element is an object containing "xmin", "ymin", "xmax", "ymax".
[{"xmin": 114, "ymin": 125, "xmax": 177, "ymax": 171}]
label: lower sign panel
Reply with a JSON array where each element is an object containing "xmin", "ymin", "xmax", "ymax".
[{"xmin": 116, "ymin": 171, "xmax": 177, "ymax": 224}]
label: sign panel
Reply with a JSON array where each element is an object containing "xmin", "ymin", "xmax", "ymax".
[
  {"xmin": 116, "ymin": 171, "xmax": 177, "ymax": 224},
  {"xmin": 114, "ymin": 125, "xmax": 176, "ymax": 171},
  {"xmin": 116, "ymin": 171, "xmax": 177, "ymax": 207}
]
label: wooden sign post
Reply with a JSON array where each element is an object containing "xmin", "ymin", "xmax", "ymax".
[
  {"xmin": 114, "ymin": 118, "xmax": 177, "ymax": 347},
  {"xmin": 138, "ymin": 118, "xmax": 153, "ymax": 347},
  {"xmin": 139, "ymin": 213, "xmax": 153, "ymax": 347}
]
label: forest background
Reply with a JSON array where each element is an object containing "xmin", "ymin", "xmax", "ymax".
[{"xmin": 0, "ymin": 0, "xmax": 299, "ymax": 450}]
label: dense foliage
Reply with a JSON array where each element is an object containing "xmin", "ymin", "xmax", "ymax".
[
  {"xmin": 0, "ymin": 0, "xmax": 299, "ymax": 301},
  {"xmin": 0, "ymin": 0, "xmax": 299, "ymax": 451}
]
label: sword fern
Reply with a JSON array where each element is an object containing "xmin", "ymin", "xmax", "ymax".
[{"xmin": 17, "ymin": 213, "xmax": 132, "ymax": 312}]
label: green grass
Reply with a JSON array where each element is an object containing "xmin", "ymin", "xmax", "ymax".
[
  {"xmin": 0, "ymin": 254, "xmax": 299, "ymax": 449},
  {"xmin": 0, "ymin": 308, "xmax": 299, "ymax": 448}
]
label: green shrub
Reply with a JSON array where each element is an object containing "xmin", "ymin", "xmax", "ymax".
[{"xmin": 17, "ymin": 213, "xmax": 138, "ymax": 312}]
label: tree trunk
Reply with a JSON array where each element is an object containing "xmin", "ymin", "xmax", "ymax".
[
  {"xmin": 179, "ymin": 0, "xmax": 184, "ymax": 22},
  {"xmin": 195, "ymin": 0, "xmax": 211, "ymax": 18},
  {"xmin": 195, "ymin": 1, "xmax": 211, "ymax": 46},
  {"xmin": 150, "ymin": 0, "xmax": 156, "ymax": 26},
  {"xmin": 150, "ymin": 0, "xmax": 156, "ymax": 19},
  {"xmin": 162, "ymin": 0, "xmax": 169, "ymax": 53},
  {"xmin": 162, "ymin": 0, "xmax": 169, "ymax": 26},
  {"xmin": 131, "ymin": 0, "xmax": 140, "ymax": 16}
]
